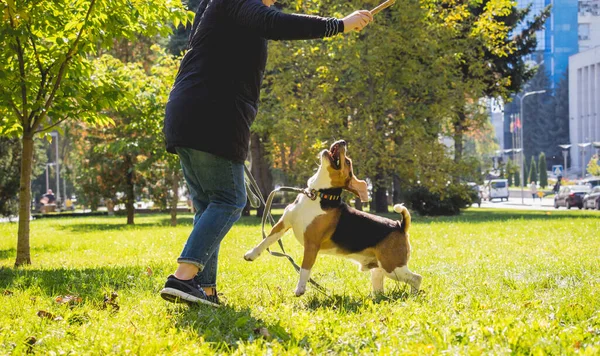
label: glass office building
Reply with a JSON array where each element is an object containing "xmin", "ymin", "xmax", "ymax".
[
  {"xmin": 502, "ymin": 0, "xmax": 579, "ymax": 151},
  {"xmin": 516, "ymin": 0, "xmax": 579, "ymax": 88}
]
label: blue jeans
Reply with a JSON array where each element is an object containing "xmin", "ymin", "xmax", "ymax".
[{"xmin": 176, "ymin": 147, "xmax": 247, "ymax": 287}]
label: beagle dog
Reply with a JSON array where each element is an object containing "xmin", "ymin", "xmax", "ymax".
[{"xmin": 244, "ymin": 140, "xmax": 422, "ymax": 296}]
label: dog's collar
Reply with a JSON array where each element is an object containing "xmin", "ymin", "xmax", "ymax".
[{"xmin": 306, "ymin": 188, "xmax": 342, "ymax": 201}]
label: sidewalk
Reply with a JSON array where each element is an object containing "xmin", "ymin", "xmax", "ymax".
[
  {"xmin": 480, "ymin": 194, "xmax": 556, "ymax": 211},
  {"xmin": 503, "ymin": 196, "xmax": 553, "ymax": 207},
  {"xmin": 507, "ymin": 189, "xmax": 555, "ymax": 206}
]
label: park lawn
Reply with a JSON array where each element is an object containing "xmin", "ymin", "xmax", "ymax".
[{"xmin": 0, "ymin": 208, "xmax": 599, "ymax": 355}]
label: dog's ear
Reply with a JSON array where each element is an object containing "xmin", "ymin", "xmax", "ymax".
[{"xmin": 347, "ymin": 176, "xmax": 369, "ymax": 202}]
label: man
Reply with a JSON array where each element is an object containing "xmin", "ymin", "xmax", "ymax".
[
  {"xmin": 160, "ymin": 0, "xmax": 374, "ymax": 306},
  {"xmin": 41, "ymin": 189, "xmax": 56, "ymax": 205}
]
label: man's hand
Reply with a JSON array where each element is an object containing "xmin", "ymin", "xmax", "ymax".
[{"xmin": 342, "ymin": 10, "xmax": 373, "ymax": 33}]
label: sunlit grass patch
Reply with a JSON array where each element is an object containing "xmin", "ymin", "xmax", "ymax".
[{"xmin": 0, "ymin": 208, "xmax": 599, "ymax": 354}]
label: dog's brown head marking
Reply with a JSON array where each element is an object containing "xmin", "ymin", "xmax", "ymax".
[{"xmin": 319, "ymin": 140, "xmax": 369, "ymax": 202}]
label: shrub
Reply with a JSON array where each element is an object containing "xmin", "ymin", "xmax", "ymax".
[
  {"xmin": 528, "ymin": 156, "xmax": 537, "ymax": 184},
  {"xmin": 404, "ymin": 184, "xmax": 473, "ymax": 216}
]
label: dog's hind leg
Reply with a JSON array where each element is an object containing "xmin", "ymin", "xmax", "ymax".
[
  {"xmin": 385, "ymin": 265, "xmax": 422, "ymax": 294},
  {"xmin": 371, "ymin": 268, "xmax": 385, "ymax": 295},
  {"xmin": 244, "ymin": 217, "xmax": 290, "ymax": 261},
  {"xmin": 294, "ymin": 242, "xmax": 319, "ymax": 296}
]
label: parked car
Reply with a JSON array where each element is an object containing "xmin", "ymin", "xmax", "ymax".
[
  {"xmin": 554, "ymin": 185, "xmax": 591, "ymax": 209},
  {"xmin": 583, "ymin": 186, "xmax": 600, "ymax": 210},
  {"xmin": 580, "ymin": 176, "xmax": 600, "ymax": 188},
  {"xmin": 486, "ymin": 179, "xmax": 509, "ymax": 201}
]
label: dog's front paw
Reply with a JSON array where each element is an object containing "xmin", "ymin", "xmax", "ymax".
[
  {"xmin": 294, "ymin": 285, "xmax": 306, "ymax": 297},
  {"xmin": 410, "ymin": 274, "xmax": 423, "ymax": 294},
  {"xmin": 243, "ymin": 249, "xmax": 260, "ymax": 261}
]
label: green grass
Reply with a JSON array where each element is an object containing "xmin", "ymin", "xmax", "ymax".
[{"xmin": 1, "ymin": 208, "xmax": 599, "ymax": 355}]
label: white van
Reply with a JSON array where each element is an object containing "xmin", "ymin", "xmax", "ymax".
[{"xmin": 486, "ymin": 179, "xmax": 509, "ymax": 201}]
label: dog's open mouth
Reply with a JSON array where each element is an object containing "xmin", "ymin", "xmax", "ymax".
[{"xmin": 327, "ymin": 141, "xmax": 345, "ymax": 169}]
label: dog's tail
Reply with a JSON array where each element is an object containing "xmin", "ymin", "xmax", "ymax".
[{"xmin": 393, "ymin": 204, "xmax": 411, "ymax": 234}]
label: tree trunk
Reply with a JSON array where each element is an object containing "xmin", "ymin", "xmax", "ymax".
[
  {"xmin": 373, "ymin": 170, "xmax": 388, "ymax": 213},
  {"xmin": 374, "ymin": 187, "xmax": 388, "ymax": 213},
  {"xmin": 250, "ymin": 132, "xmax": 273, "ymax": 218},
  {"xmin": 392, "ymin": 174, "xmax": 402, "ymax": 204},
  {"xmin": 15, "ymin": 134, "xmax": 34, "ymax": 267},
  {"xmin": 170, "ymin": 169, "xmax": 179, "ymax": 226},
  {"xmin": 242, "ymin": 200, "xmax": 251, "ymax": 217},
  {"xmin": 452, "ymin": 108, "xmax": 466, "ymax": 184},
  {"xmin": 125, "ymin": 154, "xmax": 135, "ymax": 225},
  {"xmin": 106, "ymin": 199, "xmax": 115, "ymax": 215},
  {"xmin": 454, "ymin": 110, "xmax": 465, "ymax": 165}
]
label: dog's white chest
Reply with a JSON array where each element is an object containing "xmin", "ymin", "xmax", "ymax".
[{"xmin": 286, "ymin": 196, "xmax": 325, "ymax": 246}]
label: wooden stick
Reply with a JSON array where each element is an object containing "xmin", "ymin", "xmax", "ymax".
[{"xmin": 370, "ymin": 0, "xmax": 396, "ymax": 15}]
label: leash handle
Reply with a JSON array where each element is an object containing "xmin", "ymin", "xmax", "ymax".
[{"xmin": 370, "ymin": 0, "xmax": 396, "ymax": 15}]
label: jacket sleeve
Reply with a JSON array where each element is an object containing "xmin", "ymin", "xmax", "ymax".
[{"xmin": 222, "ymin": 0, "xmax": 344, "ymax": 40}]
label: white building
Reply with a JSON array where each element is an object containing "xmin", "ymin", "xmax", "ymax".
[
  {"xmin": 579, "ymin": 0, "xmax": 600, "ymax": 51},
  {"xmin": 568, "ymin": 46, "xmax": 600, "ymax": 176}
]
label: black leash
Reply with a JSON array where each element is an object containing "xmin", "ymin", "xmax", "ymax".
[{"xmin": 244, "ymin": 165, "xmax": 329, "ymax": 295}]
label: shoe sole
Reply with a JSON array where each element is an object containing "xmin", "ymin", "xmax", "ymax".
[{"xmin": 160, "ymin": 288, "xmax": 220, "ymax": 307}]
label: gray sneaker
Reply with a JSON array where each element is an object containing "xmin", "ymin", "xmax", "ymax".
[{"xmin": 160, "ymin": 275, "xmax": 220, "ymax": 307}]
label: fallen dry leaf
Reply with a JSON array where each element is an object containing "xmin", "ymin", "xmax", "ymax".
[
  {"xmin": 253, "ymin": 327, "xmax": 271, "ymax": 338},
  {"xmin": 37, "ymin": 310, "xmax": 63, "ymax": 321},
  {"xmin": 103, "ymin": 292, "xmax": 120, "ymax": 311},
  {"xmin": 25, "ymin": 336, "xmax": 36, "ymax": 353},
  {"xmin": 55, "ymin": 295, "xmax": 82, "ymax": 306}
]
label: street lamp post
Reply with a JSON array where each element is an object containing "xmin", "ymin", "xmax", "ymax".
[
  {"xmin": 558, "ymin": 144, "xmax": 571, "ymax": 180},
  {"xmin": 513, "ymin": 148, "xmax": 522, "ymax": 186},
  {"xmin": 519, "ymin": 90, "xmax": 546, "ymax": 204}
]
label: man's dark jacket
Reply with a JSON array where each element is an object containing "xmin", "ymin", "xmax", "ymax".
[{"xmin": 163, "ymin": 0, "xmax": 344, "ymax": 163}]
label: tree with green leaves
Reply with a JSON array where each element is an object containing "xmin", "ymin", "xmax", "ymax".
[
  {"xmin": 538, "ymin": 152, "xmax": 548, "ymax": 188},
  {"xmin": 69, "ymin": 123, "xmax": 123, "ymax": 212},
  {"xmin": 587, "ymin": 155, "xmax": 600, "ymax": 176},
  {"xmin": 0, "ymin": 0, "xmax": 192, "ymax": 266},
  {"xmin": 506, "ymin": 158, "xmax": 518, "ymax": 186},
  {"xmin": 166, "ymin": 0, "xmax": 201, "ymax": 54},
  {"xmin": 507, "ymin": 166, "xmax": 514, "ymax": 186},
  {"xmin": 514, "ymin": 164, "xmax": 521, "ymax": 187},
  {"xmin": 424, "ymin": 0, "xmax": 550, "ymax": 176},
  {"xmin": 528, "ymin": 156, "xmax": 537, "ymax": 184},
  {"xmin": 70, "ymin": 49, "xmax": 181, "ymax": 225},
  {"xmin": 263, "ymin": 0, "xmax": 464, "ymax": 213},
  {"xmin": 0, "ymin": 137, "xmax": 44, "ymax": 218},
  {"xmin": 0, "ymin": 137, "xmax": 21, "ymax": 218},
  {"xmin": 258, "ymin": 0, "xmax": 547, "ymax": 214}
]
